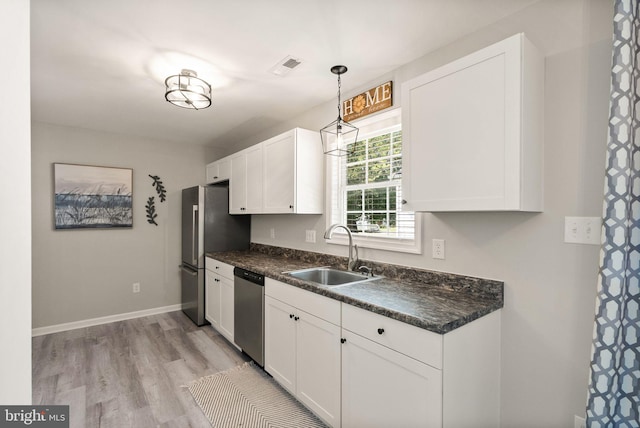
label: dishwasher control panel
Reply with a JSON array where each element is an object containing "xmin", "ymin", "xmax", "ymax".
[{"xmin": 234, "ymin": 267, "xmax": 264, "ymax": 285}]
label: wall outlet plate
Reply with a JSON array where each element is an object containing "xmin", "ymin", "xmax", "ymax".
[
  {"xmin": 305, "ymin": 230, "xmax": 316, "ymax": 243},
  {"xmin": 574, "ymin": 415, "xmax": 586, "ymax": 428},
  {"xmin": 133, "ymin": 282, "xmax": 140, "ymax": 293},
  {"xmin": 432, "ymin": 239, "xmax": 445, "ymax": 259}
]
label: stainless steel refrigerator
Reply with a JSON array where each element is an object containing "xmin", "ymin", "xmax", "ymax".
[{"xmin": 181, "ymin": 183, "xmax": 250, "ymax": 326}]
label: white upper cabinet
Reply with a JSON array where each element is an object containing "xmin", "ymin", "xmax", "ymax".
[
  {"xmin": 401, "ymin": 33, "xmax": 544, "ymax": 212},
  {"xmin": 205, "ymin": 156, "xmax": 231, "ymax": 184},
  {"xmin": 262, "ymin": 128, "xmax": 323, "ymax": 214},
  {"xmin": 227, "ymin": 128, "xmax": 323, "ymax": 215},
  {"xmin": 229, "ymin": 145, "xmax": 263, "ymax": 214}
]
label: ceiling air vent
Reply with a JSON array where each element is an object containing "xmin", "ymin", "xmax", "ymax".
[{"xmin": 269, "ymin": 55, "xmax": 303, "ymax": 77}]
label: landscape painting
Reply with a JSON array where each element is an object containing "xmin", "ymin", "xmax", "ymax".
[{"xmin": 54, "ymin": 163, "xmax": 133, "ymax": 229}]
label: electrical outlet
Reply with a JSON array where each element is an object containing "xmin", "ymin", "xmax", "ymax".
[
  {"xmin": 574, "ymin": 415, "xmax": 586, "ymax": 428},
  {"xmin": 305, "ymin": 230, "xmax": 316, "ymax": 243},
  {"xmin": 270, "ymin": 228, "xmax": 275, "ymax": 239},
  {"xmin": 133, "ymin": 282, "xmax": 140, "ymax": 293},
  {"xmin": 432, "ymin": 239, "xmax": 445, "ymax": 260}
]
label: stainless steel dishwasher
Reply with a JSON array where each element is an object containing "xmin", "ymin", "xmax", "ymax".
[{"xmin": 233, "ymin": 267, "xmax": 265, "ymax": 366}]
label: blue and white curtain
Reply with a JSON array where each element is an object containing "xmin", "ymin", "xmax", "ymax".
[{"xmin": 586, "ymin": 0, "xmax": 640, "ymax": 426}]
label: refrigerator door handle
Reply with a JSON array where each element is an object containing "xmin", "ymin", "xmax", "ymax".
[
  {"xmin": 192, "ymin": 204, "xmax": 198, "ymax": 266},
  {"xmin": 181, "ymin": 265, "xmax": 198, "ymax": 276}
]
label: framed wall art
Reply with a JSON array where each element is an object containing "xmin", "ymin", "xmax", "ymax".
[{"xmin": 53, "ymin": 163, "xmax": 133, "ymax": 229}]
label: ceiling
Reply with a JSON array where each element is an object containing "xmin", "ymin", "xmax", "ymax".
[{"xmin": 30, "ymin": 0, "xmax": 539, "ymax": 149}]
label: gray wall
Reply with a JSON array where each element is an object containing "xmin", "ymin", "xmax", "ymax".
[
  {"xmin": 31, "ymin": 123, "xmax": 211, "ymax": 328},
  {"xmin": 218, "ymin": 0, "xmax": 613, "ymax": 426},
  {"xmin": 0, "ymin": 0, "xmax": 32, "ymax": 404}
]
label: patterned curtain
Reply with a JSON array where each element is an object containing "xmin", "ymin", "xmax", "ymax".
[{"xmin": 586, "ymin": 0, "xmax": 640, "ymax": 426}]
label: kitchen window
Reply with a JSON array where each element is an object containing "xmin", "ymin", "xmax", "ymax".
[{"xmin": 326, "ymin": 109, "xmax": 421, "ymax": 254}]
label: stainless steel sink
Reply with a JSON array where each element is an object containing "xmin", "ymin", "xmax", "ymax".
[{"xmin": 285, "ymin": 267, "xmax": 381, "ymax": 287}]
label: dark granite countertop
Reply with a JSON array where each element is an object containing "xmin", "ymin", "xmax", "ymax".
[{"xmin": 207, "ymin": 244, "xmax": 503, "ymax": 334}]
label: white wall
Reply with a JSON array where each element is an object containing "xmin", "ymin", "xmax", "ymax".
[
  {"xmin": 222, "ymin": 1, "xmax": 613, "ymax": 426},
  {"xmin": 31, "ymin": 123, "xmax": 210, "ymax": 328},
  {"xmin": 0, "ymin": 0, "xmax": 32, "ymax": 404}
]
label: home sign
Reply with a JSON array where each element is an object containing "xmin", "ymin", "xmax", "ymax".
[{"xmin": 343, "ymin": 81, "xmax": 392, "ymax": 123}]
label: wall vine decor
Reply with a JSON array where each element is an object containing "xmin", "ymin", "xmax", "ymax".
[
  {"xmin": 149, "ymin": 175, "xmax": 166, "ymax": 202},
  {"xmin": 145, "ymin": 196, "xmax": 158, "ymax": 226}
]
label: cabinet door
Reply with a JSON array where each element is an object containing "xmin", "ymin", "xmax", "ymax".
[
  {"xmin": 205, "ymin": 270, "xmax": 221, "ymax": 329},
  {"xmin": 341, "ymin": 329, "xmax": 443, "ymax": 428},
  {"xmin": 245, "ymin": 145, "xmax": 264, "ymax": 213},
  {"xmin": 216, "ymin": 157, "xmax": 231, "ymax": 182},
  {"xmin": 229, "ymin": 152, "xmax": 247, "ymax": 214},
  {"xmin": 206, "ymin": 157, "xmax": 232, "ymax": 184},
  {"xmin": 218, "ymin": 275, "xmax": 234, "ymax": 342},
  {"xmin": 297, "ymin": 311, "xmax": 341, "ymax": 428},
  {"xmin": 205, "ymin": 162, "xmax": 218, "ymax": 184},
  {"xmin": 264, "ymin": 296, "xmax": 297, "ymax": 394},
  {"xmin": 263, "ymin": 131, "xmax": 295, "ymax": 213},
  {"xmin": 401, "ymin": 33, "xmax": 542, "ymax": 212}
]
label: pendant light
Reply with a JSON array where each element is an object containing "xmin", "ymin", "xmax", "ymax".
[
  {"xmin": 320, "ymin": 65, "xmax": 359, "ymax": 157},
  {"xmin": 165, "ymin": 69, "xmax": 212, "ymax": 110}
]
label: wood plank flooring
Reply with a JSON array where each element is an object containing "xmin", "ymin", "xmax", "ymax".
[{"xmin": 32, "ymin": 311, "xmax": 249, "ymax": 428}]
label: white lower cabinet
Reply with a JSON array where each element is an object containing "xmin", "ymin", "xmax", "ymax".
[
  {"xmin": 218, "ymin": 274, "xmax": 234, "ymax": 340},
  {"xmin": 204, "ymin": 269, "xmax": 221, "ymax": 331},
  {"xmin": 264, "ymin": 278, "xmax": 501, "ymax": 428},
  {"xmin": 342, "ymin": 304, "xmax": 501, "ymax": 428},
  {"xmin": 341, "ymin": 329, "xmax": 442, "ymax": 428},
  {"xmin": 341, "ymin": 303, "xmax": 443, "ymax": 427},
  {"xmin": 264, "ymin": 296, "xmax": 297, "ymax": 391},
  {"xmin": 205, "ymin": 257, "xmax": 235, "ymax": 343},
  {"xmin": 265, "ymin": 279, "xmax": 341, "ymax": 427}
]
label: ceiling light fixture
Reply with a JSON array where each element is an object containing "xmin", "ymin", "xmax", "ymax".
[
  {"xmin": 165, "ymin": 69, "xmax": 211, "ymax": 110},
  {"xmin": 320, "ymin": 65, "xmax": 359, "ymax": 157}
]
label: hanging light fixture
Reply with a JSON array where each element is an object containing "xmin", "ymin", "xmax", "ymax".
[
  {"xmin": 165, "ymin": 69, "xmax": 211, "ymax": 110},
  {"xmin": 320, "ymin": 65, "xmax": 359, "ymax": 156}
]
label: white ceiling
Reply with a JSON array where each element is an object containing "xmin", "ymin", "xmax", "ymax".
[{"xmin": 31, "ymin": 0, "xmax": 539, "ymax": 149}]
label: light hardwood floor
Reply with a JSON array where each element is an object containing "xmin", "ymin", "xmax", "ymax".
[{"xmin": 32, "ymin": 311, "xmax": 249, "ymax": 428}]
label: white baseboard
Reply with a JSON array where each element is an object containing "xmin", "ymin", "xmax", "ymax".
[{"xmin": 31, "ymin": 304, "xmax": 183, "ymax": 337}]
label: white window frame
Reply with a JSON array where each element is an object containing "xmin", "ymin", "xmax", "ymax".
[{"xmin": 325, "ymin": 108, "xmax": 422, "ymax": 254}]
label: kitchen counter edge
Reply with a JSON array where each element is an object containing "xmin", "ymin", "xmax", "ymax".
[{"xmin": 206, "ymin": 250, "xmax": 503, "ymax": 334}]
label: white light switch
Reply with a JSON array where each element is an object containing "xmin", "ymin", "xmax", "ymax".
[{"xmin": 564, "ymin": 217, "xmax": 601, "ymax": 245}]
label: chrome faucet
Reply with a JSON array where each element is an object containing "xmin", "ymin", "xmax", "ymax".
[
  {"xmin": 324, "ymin": 223, "xmax": 359, "ymax": 271},
  {"xmin": 358, "ymin": 265, "xmax": 373, "ymax": 277}
]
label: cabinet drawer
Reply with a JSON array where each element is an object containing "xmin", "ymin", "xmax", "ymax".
[
  {"xmin": 205, "ymin": 257, "xmax": 234, "ymax": 279},
  {"xmin": 265, "ymin": 278, "xmax": 341, "ymax": 325},
  {"xmin": 342, "ymin": 304, "xmax": 443, "ymax": 369}
]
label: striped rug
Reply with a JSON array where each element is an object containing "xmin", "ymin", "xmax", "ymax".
[{"xmin": 188, "ymin": 362, "xmax": 328, "ymax": 428}]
